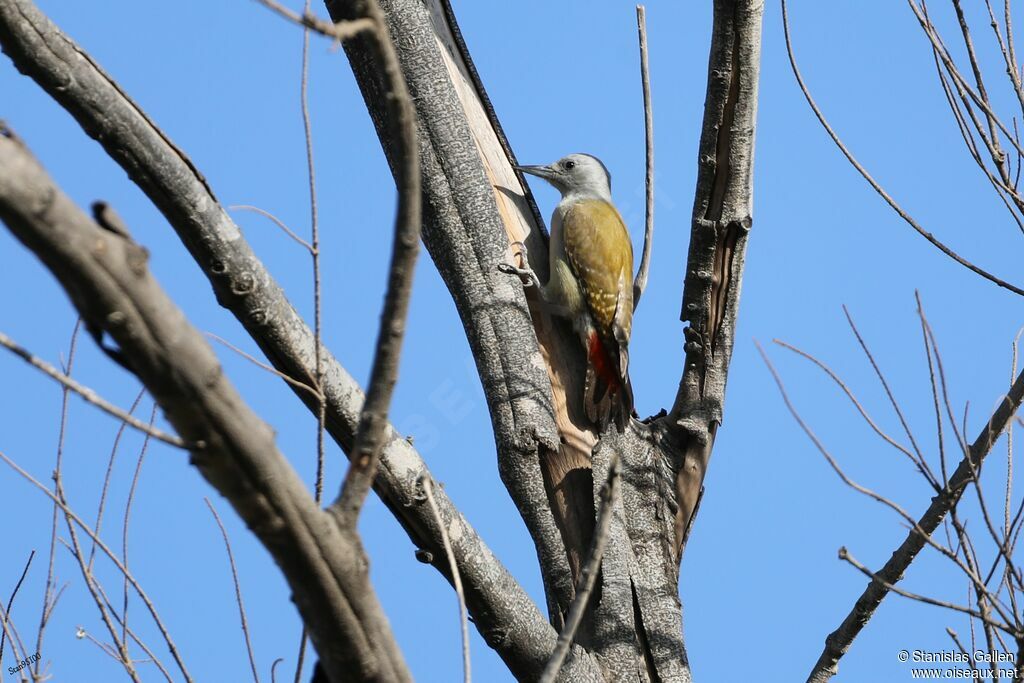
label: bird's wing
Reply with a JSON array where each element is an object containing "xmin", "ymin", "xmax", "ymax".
[{"xmin": 562, "ymin": 198, "xmax": 634, "ymax": 356}]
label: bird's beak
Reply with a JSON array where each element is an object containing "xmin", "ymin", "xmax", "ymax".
[{"xmin": 516, "ymin": 164, "xmax": 560, "ymax": 182}]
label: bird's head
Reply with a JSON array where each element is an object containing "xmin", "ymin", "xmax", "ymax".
[{"xmin": 517, "ymin": 153, "xmax": 611, "ymax": 199}]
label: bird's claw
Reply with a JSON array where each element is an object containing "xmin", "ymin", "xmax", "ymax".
[
  {"xmin": 498, "ymin": 264, "xmax": 538, "ymax": 288},
  {"xmin": 499, "ymin": 240, "xmax": 540, "ymax": 289}
]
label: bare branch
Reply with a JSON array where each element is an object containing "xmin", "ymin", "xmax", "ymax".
[
  {"xmin": 122, "ymin": 403, "xmax": 157, "ymax": 654},
  {"xmin": 670, "ymin": 0, "xmax": 764, "ymax": 561},
  {"xmin": 539, "ymin": 454, "xmax": 621, "ymax": 683},
  {"xmin": 0, "ymin": 331, "xmax": 186, "ymax": 449},
  {"xmin": 781, "ymin": 0, "xmax": 1024, "ymax": 297},
  {"xmin": 1, "ymin": 452, "xmax": 190, "ymax": 680},
  {"xmin": 205, "ymin": 499, "xmax": 260, "ymax": 683},
  {"xmin": 773, "ymin": 339, "xmax": 932, "ymax": 486},
  {"xmin": 800, "ymin": 362, "xmax": 1024, "ymax": 681},
  {"xmin": 0, "ymin": 5, "xmax": 549, "ymax": 666},
  {"xmin": 205, "ymin": 332, "xmax": 322, "ymax": 401},
  {"xmin": 294, "ymin": 4, "xmax": 323, "ymax": 671},
  {"xmin": 839, "ymin": 548, "xmax": 1013, "ymax": 633},
  {"xmin": 229, "ymin": 205, "xmax": 313, "ymax": 253},
  {"xmin": 0, "ymin": 124, "xmax": 409, "ymax": 682},
  {"xmin": 57, "ymin": 465, "xmax": 141, "ymax": 681},
  {"xmin": 420, "ymin": 476, "xmax": 471, "ymax": 683},
  {"xmin": 89, "ymin": 387, "xmax": 146, "ymax": 571},
  {"xmin": 843, "ymin": 306, "xmax": 931, "ymax": 484},
  {"xmin": 255, "ymin": 0, "xmax": 375, "ymax": 41},
  {"xmin": 632, "ymin": 4, "xmax": 654, "ymax": 311},
  {"xmin": 0, "ymin": 550, "xmax": 34, "ymax": 671},
  {"xmin": 34, "ymin": 318, "xmax": 79, "ymax": 679},
  {"xmin": 330, "ymin": 1, "xmax": 421, "ymax": 528}
]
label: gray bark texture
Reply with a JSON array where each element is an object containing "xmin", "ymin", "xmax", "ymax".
[
  {"xmin": 0, "ymin": 124, "xmax": 409, "ymax": 683},
  {"xmin": 327, "ymin": 0, "xmax": 763, "ymax": 680},
  {"xmin": 0, "ymin": 0, "xmax": 563, "ymax": 679},
  {"xmin": 0, "ymin": 0, "xmax": 765, "ymax": 678}
]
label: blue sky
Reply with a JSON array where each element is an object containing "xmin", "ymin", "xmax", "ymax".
[{"xmin": 2, "ymin": 1, "xmax": 1024, "ymax": 681}]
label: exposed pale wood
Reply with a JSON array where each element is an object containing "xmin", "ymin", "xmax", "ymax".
[
  {"xmin": 0, "ymin": 1, "xmax": 556, "ymax": 676},
  {"xmin": 423, "ymin": 0, "xmax": 599, "ymax": 584}
]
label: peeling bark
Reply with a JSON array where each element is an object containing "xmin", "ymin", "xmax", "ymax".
[{"xmin": 331, "ymin": 0, "xmax": 763, "ymax": 680}]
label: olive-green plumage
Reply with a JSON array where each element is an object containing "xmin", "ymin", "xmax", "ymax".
[
  {"xmin": 563, "ymin": 199, "xmax": 633, "ymax": 344},
  {"xmin": 516, "ymin": 153, "xmax": 635, "ymax": 430}
]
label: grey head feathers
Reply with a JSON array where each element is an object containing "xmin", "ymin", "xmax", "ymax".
[{"xmin": 516, "ymin": 153, "xmax": 612, "ymax": 199}]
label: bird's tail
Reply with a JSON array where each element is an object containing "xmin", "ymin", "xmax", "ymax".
[{"xmin": 584, "ymin": 331, "xmax": 634, "ymax": 432}]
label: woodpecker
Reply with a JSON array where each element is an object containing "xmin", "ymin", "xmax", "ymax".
[{"xmin": 507, "ymin": 153, "xmax": 634, "ymax": 430}]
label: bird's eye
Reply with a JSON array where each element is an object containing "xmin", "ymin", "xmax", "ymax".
[{"xmin": 564, "ymin": 160, "xmax": 577, "ymax": 170}]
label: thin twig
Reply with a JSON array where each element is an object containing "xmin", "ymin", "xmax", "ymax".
[
  {"xmin": 78, "ymin": 629, "xmax": 122, "ymax": 662},
  {"xmin": 538, "ymin": 453, "xmax": 621, "ymax": 683},
  {"xmin": 1008, "ymin": 329, "xmax": 1022, "ymax": 540},
  {"xmin": 0, "ymin": 550, "xmax": 34, "ymax": 668},
  {"xmin": 924, "ymin": 10, "xmax": 1024, "ymax": 233},
  {"xmin": 89, "ymin": 387, "xmax": 146, "ymax": 571},
  {"xmin": 90, "ymin": 577, "xmax": 173, "ymax": 683},
  {"xmin": 303, "ymin": 0, "xmax": 326, "ymax": 520},
  {"xmin": 773, "ymin": 339, "xmax": 931, "ymax": 485},
  {"xmin": 840, "ymin": 548, "xmax": 1012, "ymax": 632},
  {"xmin": 229, "ymin": 205, "xmax": 313, "ymax": 253},
  {"xmin": 420, "ymin": 475, "xmax": 470, "ymax": 683},
  {"xmin": 253, "ymin": 0, "xmax": 376, "ymax": 42},
  {"xmin": 0, "ymin": 597, "xmax": 27, "ymax": 683},
  {"xmin": 56, "ymin": 463, "xmax": 139, "ymax": 681},
  {"xmin": 947, "ymin": 627, "xmax": 977, "ymax": 671},
  {"xmin": 329, "ymin": 2, "xmax": 422, "ymax": 526},
  {"xmin": 205, "ymin": 332, "xmax": 322, "ymax": 401},
  {"xmin": 792, "ymin": 343, "xmax": 1024, "ymax": 682},
  {"xmin": 0, "ymin": 331, "xmax": 186, "ymax": 448},
  {"xmin": 0, "ymin": 450, "xmax": 193, "ymax": 681},
  {"xmin": 842, "ymin": 306, "xmax": 930, "ymax": 480},
  {"xmin": 35, "ymin": 318, "xmax": 80, "ymax": 678},
  {"xmin": 271, "ymin": 657, "xmax": 284, "ymax": 683},
  {"xmin": 295, "ymin": 0, "xmax": 325, "ymax": 674},
  {"xmin": 917, "ymin": 293, "xmax": 950, "ymax": 487},
  {"xmin": 780, "ymin": 0, "xmax": 1024, "ymax": 297},
  {"xmin": 122, "ymin": 403, "xmax": 156, "ymax": 646},
  {"xmin": 909, "ymin": 1, "xmax": 1024, "ymax": 162},
  {"xmin": 759, "ymin": 341, "xmax": 1018, "ymax": 620},
  {"xmin": 205, "ymin": 499, "xmax": 260, "ymax": 683},
  {"xmin": 632, "ymin": 4, "xmax": 654, "ymax": 311}
]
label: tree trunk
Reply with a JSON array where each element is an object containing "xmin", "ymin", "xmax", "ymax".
[{"xmin": 328, "ymin": 0, "xmax": 763, "ymax": 680}]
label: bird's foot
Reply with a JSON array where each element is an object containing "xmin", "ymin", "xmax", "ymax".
[{"xmin": 498, "ymin": 240, "xmax": 541, "ymax": 290}]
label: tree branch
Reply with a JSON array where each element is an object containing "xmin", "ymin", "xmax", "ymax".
[
  {"xmin": 780, "ymin": 0, "xmax": 1024, "ymax": 297},
  {"xmin": 419, "ymin": 475, "xmax": 470, "ymax": 683},
  {"xmin": 204, "ymin": 499, "xmax": 261, "ymax": 683},
  {"xmin": 632, "ymin": 4, "xmax": 655, "ymax": 312},
  {"xmin": 539, "ymin": 454, "xmax": 620, "ymax": 683},
  {"xmin": 0, "ymin": 550, "xmax": 33, "ymax": 671},
  {"xmin": 0, "ymin": 125, "xmax": 409, "ymax": 683},
  {"xmin": 669, "ymin": 0, "xmax": 764, "ymax": 558},
  {"xmin": 324, "ymin": 0, "xmax": 584, "ymax": 637},
  {"xmin": 805, "ymin": 361, "xmax": 1024, "ymax": 682},
  {"xmin": 0, "ymin": 331, "xmax": 186, "ymax": 449},
  {"xmin": 0, "ymin": 3, "xmax": 553, "ymax": 675},
  {"xmin": 329, "ymin": 0, "xmax": 421, "ymax": 528}
]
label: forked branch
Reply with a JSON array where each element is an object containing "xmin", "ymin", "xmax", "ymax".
[
  {"xmin": 0, "ymin": 125, "xmax": 409, "ymax": 682},
  {"xmin": 0, "ymin": 3, "xmax": 551, "ymax": 672}
]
